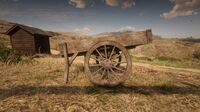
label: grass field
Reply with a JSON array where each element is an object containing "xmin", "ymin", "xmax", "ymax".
[
  {"xmin": 0, "ymin": 34, "xmax": 200, "ymax": 111},
  {"xmin": 132, "ymin": 56, "xmax": 200, "ymax": 69},
  {"xmin": 0, "ymin": 57, "xmax": 200, "ymax": 112}
]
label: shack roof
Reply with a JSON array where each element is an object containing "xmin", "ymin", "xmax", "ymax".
[{"xmin": 6, "ymin": 24, "xmax": 53, "ymax": 37}]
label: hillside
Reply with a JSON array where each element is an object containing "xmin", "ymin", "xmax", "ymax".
[
  {"xmin": 0, "ymin": 20, "xmax": 15, "ymax": 34},
  {"xmin": 51, "ymin": 31, "xmax": 200, "ymax": 60},
  {"xmin": 93, "ymin": 31, "xmax": 148, "ymax": 38},
  {"xmin": 55, "ymin": 32, "xmax": 89, "ymax": 41},
  {"xmin": 132, "ymin": 38, "xmax": 200, "ymax": 59},
  {"xmin": 0, "ymin": 19, "xmax": 199, "ymax": 61},
  {"xmin": 50, "ymin": 32, "xmax": 90, "ymax": 50}
]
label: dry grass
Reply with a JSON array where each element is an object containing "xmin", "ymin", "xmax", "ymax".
[
  {"xmin": 0, "ymin": 34, "xmax": 11, "ymax": 48},
  {"xmin": 132, "ymin": 39, "xmax": 200, "ymax": 59},
  {"xmin": 0, "ymin": 57, "xmax": 200, "ymax": 112},
  {"xmin": 132, "ymin": 56, "xmax": 200, "ymax": 69}
]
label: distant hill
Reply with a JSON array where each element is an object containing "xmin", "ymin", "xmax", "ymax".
[
  {"xmin": 50, "ymin": 32, "xmax": 90, "ymax": 50},
  {"xmin": 51, "ymin": 32, "xmax": 89, "ymax": 44},
  {"xmin": 93, "ymin": 31, "xmax": 135, "ymax": 38},
  {"xmin": 92, "ymin": 30, "xmax": 158, "ymax": 40},
  {"xmin": 181, "ymin": 37, "xmax": 200, "ymax": 43},
  {"xmin": 132, "ymin": 39, "xmax": 200, "ymax": 59},
  {"xmin": 0, "ymin": 19, "xmax": 15, "ymax": 34},
  {"xmin": 1, "ymin": 19, "xmax": 199, "ymax": 60}
]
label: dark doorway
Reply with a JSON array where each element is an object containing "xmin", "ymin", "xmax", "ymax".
[{"xmin": 34, "ymin": 36, "xmax": 50, "ymax": 54}]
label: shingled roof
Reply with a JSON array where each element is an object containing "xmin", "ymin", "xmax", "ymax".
[{"xmin": 6, "ymin": 24, "xmax": 52, "ymax": 37}]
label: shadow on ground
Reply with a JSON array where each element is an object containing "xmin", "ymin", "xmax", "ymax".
[{"xmin": 0, "ymin": 85, "xmax": 199, "ymax": 100}]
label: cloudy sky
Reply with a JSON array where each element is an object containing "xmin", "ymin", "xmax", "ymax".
[{"xmin": 0, "ymin": 0, "xmax": 200, "ymax": 38}]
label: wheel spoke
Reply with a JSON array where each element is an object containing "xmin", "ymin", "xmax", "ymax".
[
  {"xmin": 90, "ymin": 56, "xmax": 101, "ymax": 62},
  {"xmin": 102, "ymin": 68, "xmax": 106, "ymax": 75},
  {"xmin": 110, "ymin": 68, "xmax": 117, "ymax": 75},
  {"xmin": 111, "ymin": 52, "xmax": 122, "ymax": 60},
  {"xmin": 101, "ymin": 69, "xmax": 107, "ymax": 79},
  {"xmin": 109, "ymin": 46, "xmax": 116, "ymax": 60},
  {"xmin": 95, "ymin": 49, "xmax": 104, "ymax": 59},
  {"xmin": 110, "ymin": 68, "xmax": 124, "ymax": 77},
  {"xmin": 108, "ymin": 68, "xmax": 120, "ymax": 81},
  {"xmin": 93, "ymin": 67, "xmax": 104, "ymax": 75},
  {"xmin": 112, "ymin": 61, "xmax": 127, "ymax": 64},
  {"xmin": 104, "ymin": 45, "xmax": 108, "ymax": 59},
  {"xmin": 111, "ymin": 65, "xmax": 126, "ymax": 72},
  {"xmin": 105, "ymin": 69, "xmax": 109, "ymax": 79},
  {"xmin": 89, "ymin": 64, "xmax": 102, "ymax": 67}
]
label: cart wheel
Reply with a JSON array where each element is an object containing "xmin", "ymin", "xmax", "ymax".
[
  {"xmin": 85, "ymin": 41, "xmax": 132, "ymax": 87},
  {"xmin": 95, "ymin": 51, "xmax": 122, "ymax": 67}
]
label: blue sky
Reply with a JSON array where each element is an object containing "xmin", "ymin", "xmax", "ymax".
[{"xmin": 0, "ymin": 0, "xmax": 200, "ymax": 38}]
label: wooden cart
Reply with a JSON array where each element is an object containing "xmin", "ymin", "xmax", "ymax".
[{"xmin": 61, "ymin": 30, "xmax": 152, "ymax": 86}]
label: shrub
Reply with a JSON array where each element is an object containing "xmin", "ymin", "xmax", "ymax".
[
  {"xmin": 193, "ymin": 49, "xmax": 200, "ymax": 60},
  {"xmin": 0, "ymin": 43, "xmax": 22, "ymax": 64}
]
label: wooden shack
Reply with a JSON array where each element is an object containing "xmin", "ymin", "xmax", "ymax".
[{"xmin": 6, "ymin": 24, "xmax": 52, "ymax": 55}]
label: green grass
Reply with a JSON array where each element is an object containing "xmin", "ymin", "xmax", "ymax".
[
  {"xmin": 0, "ymin": 43, "xmax": 22, "ymax": 64},
  {"xmin": 132, "ymin": 56, "xmax": 200, "ymax": 69}
]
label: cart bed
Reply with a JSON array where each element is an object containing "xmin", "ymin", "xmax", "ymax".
[{"xmin": 61, "ymin": 29, "xmax": 152, "ymax": 55}]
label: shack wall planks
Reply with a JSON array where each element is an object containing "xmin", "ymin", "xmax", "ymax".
[{"xmin": 11, "ymin": 29, "xmax": 36, "ymax": 55}]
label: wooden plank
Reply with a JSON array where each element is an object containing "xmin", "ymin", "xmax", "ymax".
[
  {"xmin": 69, "ymin": 52, "xmax": 79, "ymax": 65},
  {"xmin": 61, "ymin": 30, "xmax": 152, "ymax": 55},
  {"xmin": 63, "ymin": 43, "xmax": 69, "ymax": 83},
  {"xmin": 11, "ymin": 29, "xmax": 35, "ymax": 55}
]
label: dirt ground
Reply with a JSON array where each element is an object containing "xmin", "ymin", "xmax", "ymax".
[{"xmin": 0, "ymin": 57, "xmax": 200, "ymax": 112}]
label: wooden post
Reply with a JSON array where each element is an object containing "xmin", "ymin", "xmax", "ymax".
[
  {"xmin": 63, "ymin": 43, "xmax": 69, "ymax": 83},
  {"xmin": 84, "ymin": 55, "xmax": 87, "ymax": 73},
  {"xmin": 146, "ymin": 29, "xmax": 152, "ymax": 43}
]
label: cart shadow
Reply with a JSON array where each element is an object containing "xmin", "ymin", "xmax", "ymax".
[{"xmin": 0, "ymin": 84, "xmax": 199, "ymax": 100}]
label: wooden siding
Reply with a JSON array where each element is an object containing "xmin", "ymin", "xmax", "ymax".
[{"xmin": 11, "ymin": 29, "xmax": 36, "ymax": 55}]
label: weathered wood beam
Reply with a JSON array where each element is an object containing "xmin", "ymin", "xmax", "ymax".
[
  {"xmin": 63, "ymin": 43, "xmax": 69, "ymax": 83},
  {"xmin": 69, "ymin": 52, "xmax": 79, "ymax": 66}
]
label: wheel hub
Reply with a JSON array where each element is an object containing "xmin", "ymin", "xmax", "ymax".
[{"xmin": 101, "ymin": 59, "xmax": 112, "ymax": 69}]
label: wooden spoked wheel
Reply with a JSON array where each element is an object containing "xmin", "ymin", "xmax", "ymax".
[
  {"xmin": 95, "ymin": 51, "xmax": 122, "ymax": 67},
  {"xmin": 85, "ymin": 41, "xmax": 132, "ymax": 87}
]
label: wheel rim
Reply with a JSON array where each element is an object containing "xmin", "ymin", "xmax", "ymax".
[{"xmin": 85, "ymin": 41, "xmax": 132, "ymax": 86}]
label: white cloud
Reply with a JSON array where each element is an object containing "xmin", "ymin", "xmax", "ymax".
[
  {"xmin": 161, "ymin": 0, "xmax": 200, "ymax": 19},
  {"xmin": 105, "ymin": 0, "xmax": 135, "ymax": 8},
  {"xmin": 121, "ymin": 0, "xmax": 135, "ymax": 8},
  {"xmin": 69, "ymin": 0, "xmax": 86, "ymax": 8},
  {"xmin": 105, "ymin": 0, "xmax": 119, "ymax": 7},
  {"xmin": 118, "ymin": 26, "xmax": 135, "ymax": 32},
  {"xmin": 68, "ymin": 0, "xmax": 135, "ymax": 8},
  {"xmin": 74, "ymin": 27, "xmax": 91, "ymax": 34}
]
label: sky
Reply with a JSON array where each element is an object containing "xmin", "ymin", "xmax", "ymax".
[{"xmin": 0, "ymin": 0, "xmax": 200, "ymax": 38}]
